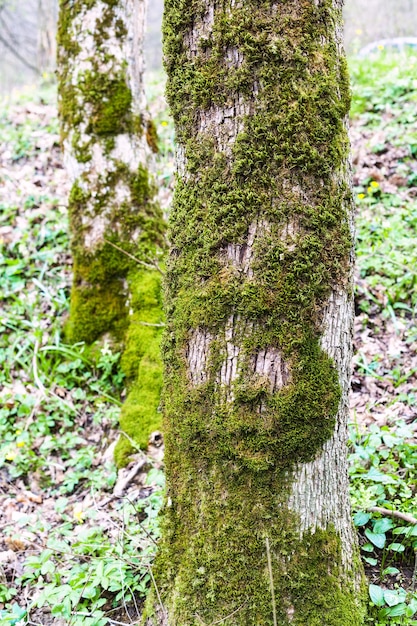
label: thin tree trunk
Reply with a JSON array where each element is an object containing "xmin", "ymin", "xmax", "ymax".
[
  {"xmin": 147, "ymin": 0, "xmax": 366, "ymax": 624},
  {"xmin": 37, "ymin": 0, "xmax": 57, "ymax": 73},
  {"xmin": 57, "ymin": 0, "xmax": 166, "ymax": 459}
]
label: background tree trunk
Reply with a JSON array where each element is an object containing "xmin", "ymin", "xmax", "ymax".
[
  {"xmin": 37, "ymin": 0, "xmax": 57, "ymax": 73},
  {"xmin": 57, "ymin": 0, "xmax": 166, "ymax": 460},
  {"xmin": 147, "ymin": 0, "xmax": 366, "ymax": 624}
]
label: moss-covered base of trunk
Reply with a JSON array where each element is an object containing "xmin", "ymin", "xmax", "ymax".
[
  {"xmin": 114, "ymin": 270, "xmax": 164, "ymax": 467},
  {"xmin": 64, "ymin": 170, "xmax": 165, "ymax": 461},
  {"xmin": 144, "ymin": 464, "xmax": 366, "ymax": 625},
  {"xmin": 66, "ymin": 258, "xmax": 165, "ymax": 465}
]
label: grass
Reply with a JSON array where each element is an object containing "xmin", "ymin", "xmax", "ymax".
[{"xmin": 0, "ymin": 51, "xmax": 416, "ymax": 624}]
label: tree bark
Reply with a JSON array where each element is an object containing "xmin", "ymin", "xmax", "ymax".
[
  {"xmin": 147, "ymin": 0, "xmax": 366, "ymax": 624},
  {"xmin": 57, "ymin": 0, "xmax": 165, "ymax": 344},
  {"xmin": 57, "ymin": 0, "xmax": 166, "ymax": 459}
]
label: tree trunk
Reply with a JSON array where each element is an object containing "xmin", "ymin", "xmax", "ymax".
[
  {"xmin": 57, "ymin": 0, "xmax": 165, "ymax": 343},
  {"xmin": 57, "ymin": 0, "xmax": 166, "ymax": 459},
  {"xmin": 37, "ymin": 0, "xmax": 57, "ymax": 73},
  {"xmin": 147, "ymin": 0, "xmax": 366, "ymax": 624}
]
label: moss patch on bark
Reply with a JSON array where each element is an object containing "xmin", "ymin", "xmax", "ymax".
[
  {"xmin": 145, "ymin": 464, "xmax": 365, "ymax": 625},
  {"xmin": 162, "ymin": 0, "xmax": 351, "ymax": 469},
  {"xmin": 115, "ymin": 270, "xmax": 164, "ymax": 466}
]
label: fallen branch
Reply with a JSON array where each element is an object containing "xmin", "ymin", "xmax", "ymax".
[
  {"xmin": 113, "ymin": 458, "xmax": 147, "ymax": 497},
  {"xmin": 368, "ymin": 506, "xmax": 417, "ymax": 525}
]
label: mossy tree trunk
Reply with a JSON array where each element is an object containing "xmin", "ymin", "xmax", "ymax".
[
  {"xmin": 57, "ymin": 0, "xmax": 166, "ymax": 461},
  {"xmin": 147, "ymin": 0, "xmax": 366, "ymax": 624}
]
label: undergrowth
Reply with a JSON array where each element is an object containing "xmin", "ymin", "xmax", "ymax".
[
  {"xmin": 0, "ymin": 83, "xmax": 165, "ymax": 625},
  {"xmin": 349, "ymin": 48, "xmax": 417, "ymax": 626}
]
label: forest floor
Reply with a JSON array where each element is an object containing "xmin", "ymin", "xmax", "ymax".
[{"xmin": 0, "ymin": 53, "xmax": 417, "ymax": 625}]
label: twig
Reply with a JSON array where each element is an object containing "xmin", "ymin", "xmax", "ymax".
[
  {"xmin": 71, "ymin": 615, "xmax": 133, "ymax": 626},
  {"xmin": 32, "ymin": 339, "xmax": 47, "ymax": 397},
  {"xmin": 116, "ymin": 429, "xmax": 145, "ymax": 453},
  {"xmin": 149, "ymin": 564, "xmax": 167, "ymax": 621},
  {"xmin": 266, "ymin": 537, "xmax": 278, "ymax": 626},
  {"xmin": 137, "ymin": 321, "xmax": 166, "ymax": 328},
  {"xmin": 113, "ymin": 458, "xmax": 147, "ymax": 497},
  {"xmin": 69, "ymin": 570, "xmax": 94, "ymax": 626},
  {"xmin": 0, "ymin": 31, "xmax": 40, "ymax": 74},
  {"xmin": 210, "ymin": 603, "xmax": 247, "ymax": 625},
  {"xmin": 104, "ymin": 238, "xmax": 165, "ymax": 275},
  {"xmin": 32, "ymin": 339, "xmax": 84, "ymax": 417},
  {"xmin": 367, "ymin": 506, "xmax": 417, "ymax": 525}
]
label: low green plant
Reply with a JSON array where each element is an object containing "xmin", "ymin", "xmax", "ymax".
[
  {"xmin": 0, "ymin": 87, "xmax": 166, "ymax": 623},
  {"xmin": 356, "ymin": 196, "xmax": 417, "ymax": 317},
  {"xmin": 349, "ymin": 49, "xmax": 417, "ymax": 120},
  {"xmin": 18, "ymin": 469, "xmax": 164, "ymax": 625},
  {"xmin": 349, "ymin": 422, "xmax": 417, "ymax": 625}
]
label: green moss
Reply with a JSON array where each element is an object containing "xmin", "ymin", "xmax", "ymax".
[
  {"xmin": 65, "ymin": 276, "xmax": 129, "ymax": 345},
  {"xmin": 151, "ymin": 0, "xmax": 366, "ymax": 622},
  {"xmin": 114, "ymin": 270, "xmax": 164, "ymax": 466},
  {"xmin": 57, "ymin": 1, "xmax": 141, "ymax": 146},
  {"xmin": 146, "ymin": 120, "xmax": 159, "ymax": 153},
  {"xmin": 59, "ymin": 67, "xmax": 134, "ymax": 141},
  {"xmin": 83, "ymin": 72, "xmax": 132, "ymax": 136},
  {"xmin": 115, "ymin": 18, "xmax": 128, "ymax": 39},
  {"xmin": 147, "ymin": 464, "xmax": 365, "ymax": 625},
  {"xmin": 66, "ymin": 172, "xmax": 165, "ymax": 344},
  {"xmin": 130, "ymin": 163, "xmax": 153, "ymax": 206}
]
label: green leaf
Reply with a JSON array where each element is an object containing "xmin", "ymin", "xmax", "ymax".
[
  {"xmin": 388, "ymin": 542, "xmax": 405, "ymax": 552},
  {"xmin": 361, "ymin": 543, "xmax": 375, "ymax": 552},
  {"xmin": 373, "ymin": 518, "xmax": 394, "ymax": 533},
  {"xmin": 369, "ymin": 584, "xmax": 385, "ymax": 607},
  {"xmin": 354, "ymin": 511, "xmax": 371, "ymax": 526},
  {"xmin": 382, "ymin": 566, "xmax": 400, "ymax": 576},
  {"xmin": 365, "ymin": 467, "xmax": 397, "ymax": 484},
  {"xmin": 384, "ymin": 589, "xmax": 405, "ymax": 607},
  {"xmin": 382, "ymin": 433, "xmax": 397, "ymax": 448},
  {"xmin": 365, "ymin": 529, "xmax": 386, "ymax": 549},
  {"xmin": 386, "ymin": 603, "xmax": 408, "ymax": 617},
  {"xmin": 408, "ymin": 598, "xmax": 417, "ymax": 616},
  {"xmin": 364, "ymin": 557, "xmax": 377, "ymax": 566}
]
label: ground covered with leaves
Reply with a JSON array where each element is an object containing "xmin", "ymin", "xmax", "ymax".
[{"xmin": 0, "ymin": 53, "xmax": 416, "ymax": 625}]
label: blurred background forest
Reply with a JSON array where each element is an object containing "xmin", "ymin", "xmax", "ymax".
[{"xmin": 1, "ymin": 0, "xmax": 417, "ymax": 93}]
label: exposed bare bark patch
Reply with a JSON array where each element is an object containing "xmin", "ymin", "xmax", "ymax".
[
  {"xmin": 184, "ymin": 5, "xmax": 215, "ymax": 59},
  {"xmin": 250, "ymin": 347, "xmax": 290, "ymax": 393},
  {"xmin": 221, "ymin": 220, "xmax": 258, "ymax": 277},
  {"xmin": 196, "ymin": 99, "xmax": 250, "ymax": 157},
  {"xmin": 289, "ymin": 289, "xmax": 355, "ymax": 565},
  {"xmin": 186, "ymin": 329, "xmax": 214, "ymax": 385}
]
